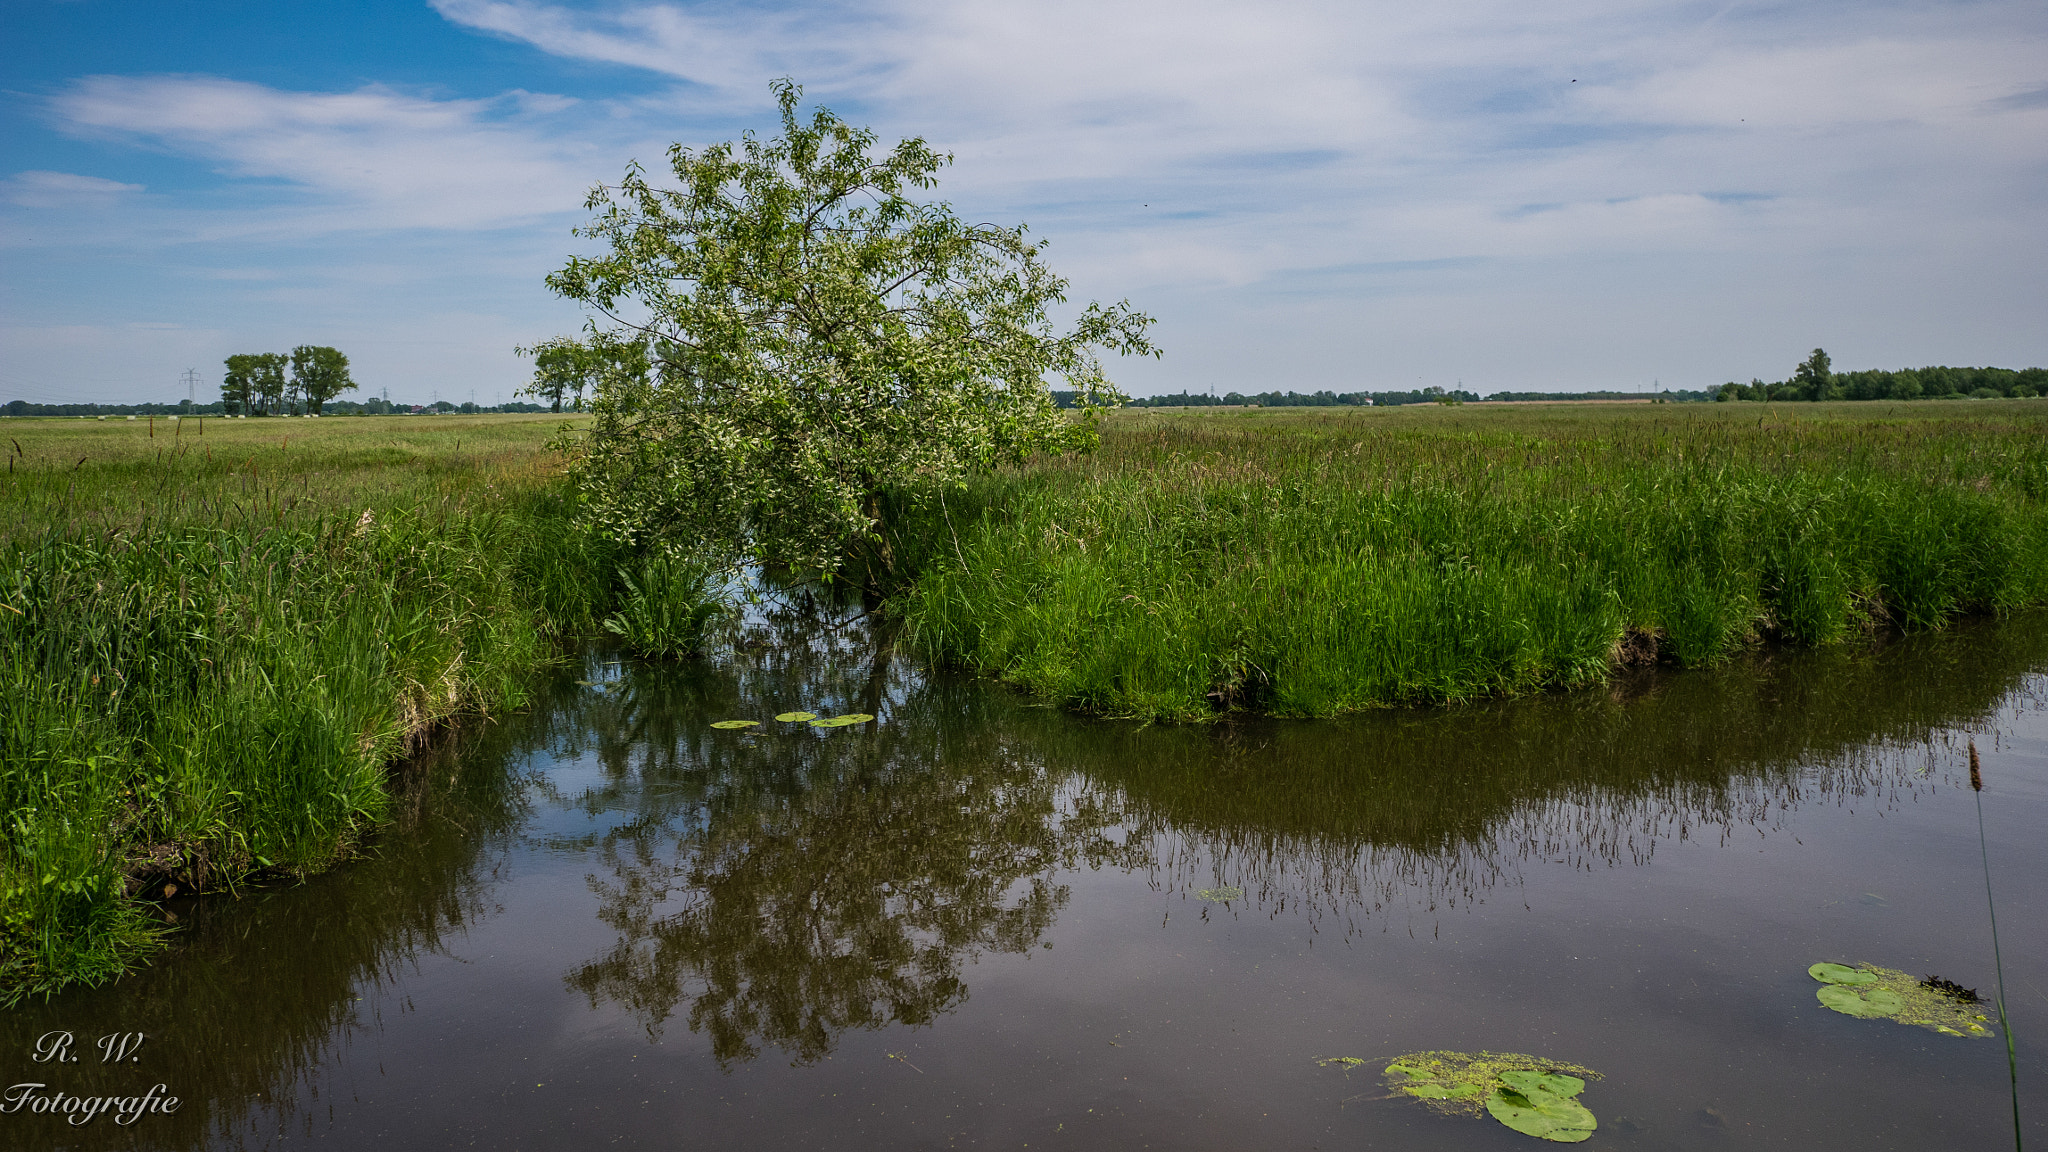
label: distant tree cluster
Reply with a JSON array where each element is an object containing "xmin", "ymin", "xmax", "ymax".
[
  {"xmin": 1716, "ymin": 349, "xmax": 2047, "ymax": 402},
  {"xmin": 1054, "ymin": 385, "xmax": 1713, "ymax": 409},
  {"xmin": 515, "ymin": 335, "xmax": 650, "ymax": 413},
  {"xmin": 3, "ymin": 398, "xmax": 551, "ymax": 418},
  {"xmin": 220, "ymin": 345, "xmax": 356, "ymax": 415}
]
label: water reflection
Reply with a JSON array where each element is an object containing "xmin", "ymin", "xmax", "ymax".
[
  {"xmin": 5, "ymin": 609, "xmax": 2043, "ymax": 1150},
  {"xmin": 1079, "ymin": 622, "xmax": 2048, "ymax": 932},
  {"xmin": 553, "ymin": 597, "xmax": 1146, "ymax": 1065}
]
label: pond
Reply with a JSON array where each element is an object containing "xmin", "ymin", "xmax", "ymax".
[{"xmin": 8, "ymin": 603, "xmax": 2047, "ymax": 1150}]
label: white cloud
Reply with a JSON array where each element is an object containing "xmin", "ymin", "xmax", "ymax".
[
  {"xmin": 2, "ymin": 170, "xmax": 146, "ymax": 209},
  {"xmin": 47, "ymin": 75, "xmax": 606, "ymax": 232}
]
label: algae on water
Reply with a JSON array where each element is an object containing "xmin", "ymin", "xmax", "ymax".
[
  {"xmin": 1372, "ymin": 1051, "xmax": 1603, "ymax": 1143},
  {"xmin": 1808, "ymin": 962, "xmax": 1994, "ymax": 1037}
]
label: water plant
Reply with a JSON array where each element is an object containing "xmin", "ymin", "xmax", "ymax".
[
  {"xmin": 1969, "ymin": 741, "xmax": 2024, "ymax": 1150},
  {"xmin": 809, "ymin": 713, "xmax": 877, "ymax": 728},
  {"xmin": 1376, "ymin": 1050, "xmax": 1603, "ymax": 1142},
  {"xmin": 600, "ymin": 551, "xmax": 726, "ymax": 657},
  {"xmin": 1808, "ymin": 962, "xmax": 1994, "ymax": 1036}
]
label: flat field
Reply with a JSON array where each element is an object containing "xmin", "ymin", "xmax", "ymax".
[{"xmin": 891, "ymin": 399, "xmax": 2048, "ymax": 719}]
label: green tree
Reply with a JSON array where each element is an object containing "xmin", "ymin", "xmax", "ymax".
[
  {"xmin": 518, "ymin": 334, "xmax": 646, "ymax": 412},
  {"xmin": 221, "ymin": 355, "xmax": 260, "ymax": 415},
  {"xmin": 518, "ymin": 337, "xmax": 579, "ymax": 413},
  {"xmin": 544, "ymin": 79, "xmax": 1156, "ymax": 579},
  {"xmin": 289, "ymin": 345, "xmax": 356, "ymax": 415},
  {"xmin": 1792, "ymin": 347, "xmax": 1833, "ymax": 401},
  {"xmin": 222, "ymin": 352, "xmax": 288, "ymax": 416}
]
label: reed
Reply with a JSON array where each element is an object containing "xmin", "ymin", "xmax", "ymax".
[
  {"xmin": 0, "ymin": 415, "xmax": 675, "ymax": 1002},
  {"xmin": 883, "ymin": 402, "xmax": 2048, "ymax": 720},
  {"xmin": 1970, "ymin": 741, "xmax": 2023, "ymax": 1152}
]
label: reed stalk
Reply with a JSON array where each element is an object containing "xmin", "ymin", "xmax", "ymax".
[{"xmin": 1970, "ymin": 740, "xmax": 2022, "ymax": 1152}]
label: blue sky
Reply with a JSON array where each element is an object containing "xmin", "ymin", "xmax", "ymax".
[{"xmin": 3, "ymin": 0, "xmax": 2044, "ymax": 405}]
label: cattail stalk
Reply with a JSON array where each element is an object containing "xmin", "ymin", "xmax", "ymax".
[{"xmin": 1970, "ymin": 740, "xmax": 2021, "ymax": 1152}]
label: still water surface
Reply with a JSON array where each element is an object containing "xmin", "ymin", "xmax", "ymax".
[{"xmin": 9, "ymin": 607, "xmax": 2048, "ymax": 1150}]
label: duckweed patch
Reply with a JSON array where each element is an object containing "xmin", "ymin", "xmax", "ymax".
[
  {"xmin": 1809, "ymin": 962, "xmax": 1994, "ymax": 1037},
  {"xmin": 1377, "ymin": 1051, "xmax": 1603, "ymax": 1143},
  {"xmin": 1195, "ymin": 886, "xmax": 1243, "ymax": 902}
]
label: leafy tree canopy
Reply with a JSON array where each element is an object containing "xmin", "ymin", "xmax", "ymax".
[
  {"xmin": 545, "ymin": 79, "xmax": 1157, "ymax": 579},
  {"xmin": 289, "ymin": 345, "xmax": 356, "ymax": 415},
  {"xmin": 222, "ymin": 352, "xmax": 288, "ymax": 416}
]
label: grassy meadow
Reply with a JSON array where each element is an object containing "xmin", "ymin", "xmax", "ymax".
[
  {"xmin": 886, "ymin": 400, "xmax": 2048, "ymax": 720},
  {"xmin": 0, "ymin": 413, "xmax": 620, "ymax": 1001}
]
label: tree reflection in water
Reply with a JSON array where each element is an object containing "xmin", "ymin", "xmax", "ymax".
[{"xmin": 556, "ymin": 591, "xmax": 1145, "ymax": 1066}]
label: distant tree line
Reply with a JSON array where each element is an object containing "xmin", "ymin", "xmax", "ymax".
[
  {"xmin": 1716, "ymin": 349, "xmax": 2047, "ymax": 402},
  {"xmin": 1053, "ymin": 386, "xmax": 1712, "ymax": 408},
  {"xmin": 4, "ymin": 398, "xmax": 552, "ymax": 417}
]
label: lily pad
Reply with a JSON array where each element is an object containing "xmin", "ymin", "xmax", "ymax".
[
  {"xmin": 1375, "ymin": 1051, "xmax": 1601, "ymax": 1142},
  {"xmin": 808, "ymin": 713, "xmax": 876, "ymax": 728},
  {"xmin": 1809, "ymin": 962, "xmax": 1877, "ymax": 986},
  {"xmin": 1806, "ymin": 961, "xmax": 1993, "ymax": 1036},
  {"xmin": 1195, "ymin": 886, "xmax": 1243, "ymax": 902},
  {"xmin": 1500, "ymin": 1070, "xmax": 1587, "ymax": 1099},
  {"xmin": 774, "ymin": 711, "xmax": 818, "ymax": 723},
  {"xmin": 1817, "ymin": 985, "xmax": 1905, "ymax": 1018},
  {"xmin": 1487, "ymin": 1086, "xmax": 1598, "ymax": 1142},
  {"xmin": 1410, "ymin": 1082, "xmax": 1485, "ymax": 1100},
  {"xmin": 709, "ymin": 720, "xmax": 760, "ymax": 730}
]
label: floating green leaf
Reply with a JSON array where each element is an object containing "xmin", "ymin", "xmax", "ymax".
[
  {"xmin": 1487, "ymin": 1085, "xmax": 1597, "ymax": 1143},
  {"xmin": 1806, "ymin": 961, "xmax": 1994, "ymax": 1036},
  {"xmin": 808, "ymin": 713, "xmax": 876, "ymax": 728},
  {"xmin": 1410, "ymin": 1082, "xmax": 1484, "ymax": 1100},
  {"xmin": 1817, "ymin": 985, "xmax": 1904, "ymax": 1018},
  {"xmin": 1373, "ymin": 1051, "xmax": 1602, "ymax": 1142},
  {"xmin": 1195, "ymin": 886, "xmax": 1242, "ymax": 902},
  {"xmin": 709, "ymin": 720, "xmax": 760, "ymax": 730},
  {"xmin": 1808, "ymin": 962, "xmax": 1876, "ymax": 986},
  {"xmin": 774, "ymin": 711, "xmax": 818, "ymax": 723},
  {"xmin": 1500, "ymin": 1070, "xmax": 1587, "ymax": 1099}
]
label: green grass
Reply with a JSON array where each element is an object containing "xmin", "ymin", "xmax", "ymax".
[
  {"xmin": 0, "ymin": 414, "xmax": 650, "ymax": 1002},
  {"xmin": 884, "ymin": 400, "xmax": 2048, "ymax": 720}
]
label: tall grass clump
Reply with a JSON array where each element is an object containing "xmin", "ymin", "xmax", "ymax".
[
  {"xmin": 602, "ymin": 551, "xmax": 728, "ymax": 657},
  {"xmin": 883, "ymin": 403, "xmax": 2048, "ymax": 720},
  {"xmin": 0, "ymin": 415, "xmax": 675, "ymax": 1001}
]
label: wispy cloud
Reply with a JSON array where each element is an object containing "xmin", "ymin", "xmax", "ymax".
[
  {"xmin": 47, "ymin": 74, "xmax": 607, "ymax": 233},
  {"xmin": 2, "ymin": 170, "xmax": 146, "ymax": 209}
]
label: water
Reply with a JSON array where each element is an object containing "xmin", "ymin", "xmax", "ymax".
[{"xmin": 8, "ymin": 605, "xmax": 2047, "ymax": 1150}]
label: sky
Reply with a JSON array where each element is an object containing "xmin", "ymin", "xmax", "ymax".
[{"xmin": 2, "ymin": 0, "xmax": 2044, "ymax": 406}]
